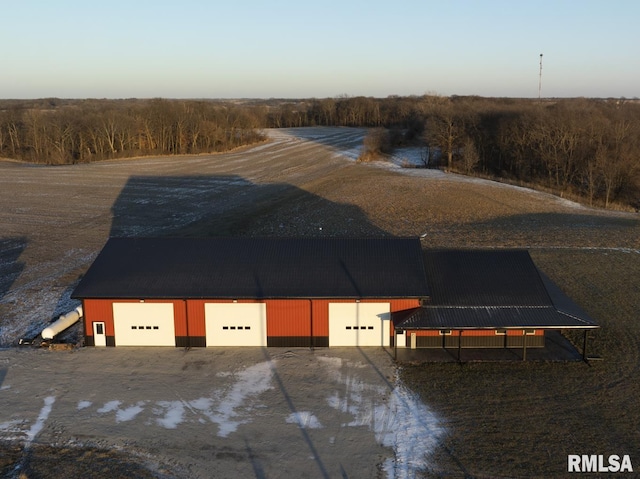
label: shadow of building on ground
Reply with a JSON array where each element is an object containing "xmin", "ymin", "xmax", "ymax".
[
  {"xmin": 0, "ymin": 237, "xmax": 27, "ymax": 301},
  {"xmin": 0, "ymin": 237, "xmax": 27, "ymax": 345},
  {"xmin": 109, "ymin": 174, "xmax": 389, "ymax": 238}
]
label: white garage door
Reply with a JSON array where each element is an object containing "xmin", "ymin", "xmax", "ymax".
[
  {"xmin": 329, "ymin": 303, "xmax": 391, "ymax": 347},
  {"xmin": 205, "ymin": 303, "xmax": 267, "ymax": 346},
  {"xmin": 113, "ymin": 303, "xmax": 176, "ymax": 346}
]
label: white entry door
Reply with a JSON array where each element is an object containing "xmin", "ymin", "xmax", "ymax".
[
  {"xmin": 93, "ymin": 322, "xmax": 106, "ymax": 347},
  {"xmin": 205, "ymin": 303, "xmax": 267, "ymax": 346},
  {"xmin": 329, "ymin": 303, "xmax": 391, "ymax": 347},
  {"xmin": 112, "ymin": 303, "xmax": 176, "ymax": 346}
]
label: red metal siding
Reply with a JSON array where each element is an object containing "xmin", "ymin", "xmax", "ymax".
[
  {"xmin": 185, "ymin": 299, "xmax": 207, "ymax": 337},
  {"xmin": 171, "ymin": 300, "xmax": 187, "ymax": 337},
  {"xmin": 389, "ymin": 299, "xmax": 421, "ymax": 312},
  {"xmin": 266, "ymin": 300, "xmax": 311, "ymax": 336},
  {"xmin": 83, "ymin": 299, "xmax": 115, "ymax": 337},
  {"xmin": 84, "ymin": 297, "xmax": 422, "ymax": 344}
]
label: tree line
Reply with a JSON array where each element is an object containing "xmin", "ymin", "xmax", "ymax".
[
  {"xmin": 0, "ymin": 98, "xmax": 265, "ymax": 164},
  {"xmin": 1, "ymin": 95, "xmax": 638, "ymax": 209},
  {"xmin": 264, "ymin": 96, "xmax": 640, "ymax": 209}
]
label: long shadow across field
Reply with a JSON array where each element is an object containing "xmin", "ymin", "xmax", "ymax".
[
  {"xmin": 0, "ymin": 237, "xmax": 27, "ymax": 347},
  {"xmin": 466, "ymin": 211, "xmax": 640, "ymax": 247},
  {"xmin": 0, "ymin": 237, "xmax": 27, "ymax": 301},
  {"xmin": 108, "ymin": 174, "xmax": 389, "ymax": 238}
]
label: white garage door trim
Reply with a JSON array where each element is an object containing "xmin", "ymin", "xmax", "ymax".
[
  {"xmin": 329, "ymin": 302, "xmax": 391, "ymax": 347},
  {"xmin": 205, "ymin": 303, "xmax": 267, "ymax": 347},
  {"xmin": 113, "ymin": 302, "xmax": 176, "ymax": 346}
]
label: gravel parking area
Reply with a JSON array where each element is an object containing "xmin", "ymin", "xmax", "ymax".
[{"xmin": 0, "ymin": 346, "xmax": 441, "ymax": 478}]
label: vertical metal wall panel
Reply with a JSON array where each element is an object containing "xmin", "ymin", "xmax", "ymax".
[
  {"xmin": 312, "ymin": 300, "xmax": 330, "ymax": 337},
  {"xmin": 266, "ymin": 300, "xmax": 311, "ymax": 336},
  {"xmin": 172, "ymin": 300, "xmax": 188, "ymax": 337},
  {"xmin": 83, "ymin": 299, "xmax": 115, "ymax": 337},
  {"xmin": 186, "ymin": 299, "xmax": 207, "ymax": 337},
  {"xmin": 402, "ymin": 329, "xmax": 546, "ymax": 348},
  {"xmin": 506, "ymin": 335, "xmax": 545, "ymax": 347},
  {"xmin": 389, "ymin": 299, "xmax": 421, "ymax": 312}
]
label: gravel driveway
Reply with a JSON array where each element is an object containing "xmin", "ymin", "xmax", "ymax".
[{"xmin": 0, "ymin": 346, "xmax": 442, "ymax": 478}]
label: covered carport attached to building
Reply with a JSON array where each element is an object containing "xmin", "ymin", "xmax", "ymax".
[{"xmin": 392, "ymin": 249, "xmax": 600, "ymax": 361}]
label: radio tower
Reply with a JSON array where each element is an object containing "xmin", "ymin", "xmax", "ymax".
[{"xmin": 538, "ymin": 54, "xmax": 543, "ymax": 100}]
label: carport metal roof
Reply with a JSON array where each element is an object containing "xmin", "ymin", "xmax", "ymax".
[
  {"xmin": 394, "ymin": 249, "xmax": 598, "ymax": 331},
  {"xmin": 393, "ymin": 305, "xmax": 599, "ymax": 331}
]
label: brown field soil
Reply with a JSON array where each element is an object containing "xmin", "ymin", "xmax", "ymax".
[{"xmin": 1, "ymin": 127, "xmax": 639, "ymax": 478}]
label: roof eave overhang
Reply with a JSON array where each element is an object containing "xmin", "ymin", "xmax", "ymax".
[{"xmin": 394, "ymin": 325, "xmax": 600, "ymax": 331}]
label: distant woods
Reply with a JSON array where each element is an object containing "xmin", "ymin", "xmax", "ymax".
[
  {"xmin": 0, "ymin": 98, "xmax": 265, "ymax": 164},
  {"xmin": 266, "ymin": 95, "xmax": 640, "ymax": 210},
  {"xmin": 1, "ymin": 95, "xmax": 639, "ymax": 209}
]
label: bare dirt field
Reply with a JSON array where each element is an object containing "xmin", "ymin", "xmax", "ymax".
[{"xmin": 1, "ymin": 127, "xmax": 639, "ymax": 478}]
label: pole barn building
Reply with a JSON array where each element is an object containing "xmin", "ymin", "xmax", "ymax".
[
  {"xmin": 71, "ymin": 237, "xmax": 429, "ymax": 348},
  {"xmin": 72, "ymin": 238, "xmax": 598, "ymax": 354}
]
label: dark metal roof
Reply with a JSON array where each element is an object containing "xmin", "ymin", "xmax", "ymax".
[
  {"xmin": 537, "ymin": 270, "xmax": 596, "ymax": 323},
  {"xmin": 396, "ymin": 248, "xmax": 598, "ymax": 330},
  {"xmin": 424, "ymin": 249, "xmax": 552, "ymax": 306},
  {"xmin": 71, "ymin": 237, "xmax": 430, "ymax": 300},
  {"xmin": 393, "ymin": 306, "xmax": 599, "ymax": 330}
]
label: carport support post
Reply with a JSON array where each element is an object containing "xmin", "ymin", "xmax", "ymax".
[
  {"xmin": 394, "ymin": 329, "xmax": 397, "ymax": 360},
  {"xmin": 582, "ymin": 330, "xmax": 588, "ymax": 361},
  {"xmin": 522, "ymin": 330, "xmax": 527, "ymax": 361},
  {"xmin": 457, "ymin": 330, "xmax": 462, "ymax": 362}
]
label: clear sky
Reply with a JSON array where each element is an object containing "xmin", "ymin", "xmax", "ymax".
[{"xmin": 1, "ymin": 0, "xmax": 638, "ymax": 99}]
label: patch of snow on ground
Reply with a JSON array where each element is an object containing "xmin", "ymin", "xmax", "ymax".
[
  {"xmin": 188, "ymin": 360, "xmax": 275, "ymax": 437},
  {"xmin": 97, "ymin": 400, "xmax": 122, "ymax": 414},
  {"xmin": 322, "ymin": 358, "xmax": 443, "ymax": 479},
  {"xmin": 76, "ymin": 400, "xmax": 92, "ymax": 410},
  {"xmin": 286, "ymin": 412, "xmax": 323, "ymax": 429},
  {"xmin": 375, "ymin": 383, "xmax": 443, "ymax": 479},
  {"xmin": 154, "ymin": 401, "xmax": 185, "ymax": 429},
  {"xmin": 116, "ymin": 401, "xmax": 146, "ymax": 423},
  {"xmin": 25, "ymin": 396, "xmax": 55, "ymax": 443},
  {"xmin": 0, "ymin": 419, "xmax": 25, "ymax": 440}
]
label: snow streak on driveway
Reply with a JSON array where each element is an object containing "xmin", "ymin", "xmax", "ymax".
[{"xmin": 319, "ymin": 355, "xmax": 443, "ymax": 478}]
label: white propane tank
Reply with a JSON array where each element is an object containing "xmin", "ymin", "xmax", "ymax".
[{"xmin": 41, "ymin": 305, "xmax": 83, "ymax": 340}]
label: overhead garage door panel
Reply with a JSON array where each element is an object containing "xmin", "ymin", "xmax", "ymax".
[
  {"xmin": 329, "ymin": 303, "xmax": 390, "ymax": 347},
  {"xmin": 205, "ymin": 303, "xmax": 267, "ymax": 346},
  {"xmin": 113, "ymin": 303, "xmax": 176, "ymax": 346}
]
